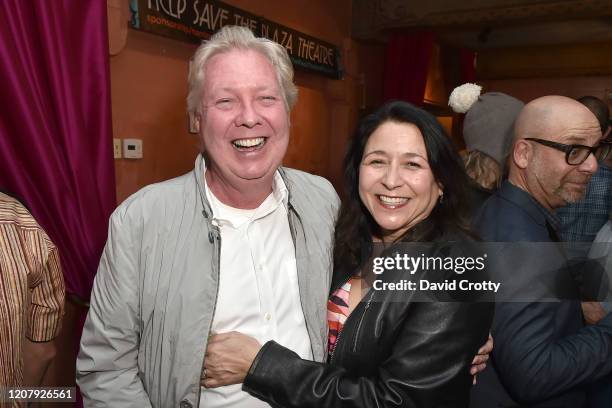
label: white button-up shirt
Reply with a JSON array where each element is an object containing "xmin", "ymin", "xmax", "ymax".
[{"xmin": 199, "ymin": 170, "xmax": 312, "ymax": 408}]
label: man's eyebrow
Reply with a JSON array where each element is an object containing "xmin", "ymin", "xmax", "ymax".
[
  {"xmin": 562, "ymin": 135, "xmax": 592, "ymax": 145},
  {"xmin": 215, "ymin": 85, "xmax": 277, "ymax": 93}
]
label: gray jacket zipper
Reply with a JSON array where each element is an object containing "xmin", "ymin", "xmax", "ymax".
[{"xmin": 196, "ymin": 225, "xmax": 221, "ymax": 408}]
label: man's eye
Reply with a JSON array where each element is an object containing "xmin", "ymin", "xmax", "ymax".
[
  {"xmin": 259, "ymin": 96, "xmax": 277, "ymax": 105},
  {"xmin": 215, "ymin": 99, "xmax": 234, "ymax": 108}
]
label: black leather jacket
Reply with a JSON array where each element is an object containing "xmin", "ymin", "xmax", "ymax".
[{"xmin": 243, "ymin": 230, "xmax": 494, "ymax": 407}]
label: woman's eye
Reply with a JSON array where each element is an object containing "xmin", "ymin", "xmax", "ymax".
[
  {"xmin": 404, "ymin": 161, "xmax": 421, "ymax": 168},
  {"xmin": 368, "ymin": 159, "xmax": 385, "ymax": 166}
]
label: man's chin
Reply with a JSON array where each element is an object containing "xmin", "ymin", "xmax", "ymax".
[
  {"xmin": 558, "ymin": 186, "xmax": 587, "ymax": 204},
  {"xmin": 236, "ymin": 167, "xmax": 279, "ymax": 182}
]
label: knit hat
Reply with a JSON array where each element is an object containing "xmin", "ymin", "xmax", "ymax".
[{"xmin": 449, "ymin": 83, "xmax": 524, "ymax": 165}]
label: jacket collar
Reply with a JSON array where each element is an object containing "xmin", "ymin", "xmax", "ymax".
[
  {"xmin": 497, "ymin": 180, "xmax": 561, "ymax": 239},
  {"xmin": 194, "ymin": 154, "xmax": 214, "ymax": 219}
]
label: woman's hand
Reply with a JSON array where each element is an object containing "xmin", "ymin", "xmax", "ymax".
[
  {"xmin": 201, "ymin": 332, "xmax": 262, "ymax": 388},
  {"xmin": 471, "ymin": 333, "xmax": 493, "ymax": 384}
]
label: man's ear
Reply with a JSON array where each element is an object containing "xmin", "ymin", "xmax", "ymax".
[
  {"xmin": 194, "ymin": 114, "xmax": 201, "ymax": 133},
  {"xmin": 513, "ymin": 139, "xmax": 531, "ymax": 169}
]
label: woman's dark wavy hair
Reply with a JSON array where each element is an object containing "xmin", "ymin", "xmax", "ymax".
[{"xmin": 333, "ymin": 100, "xmax": 472, "ymax": 278}]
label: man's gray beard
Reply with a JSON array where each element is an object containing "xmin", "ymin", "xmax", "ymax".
[
  {"xmin": 554, "ymin": 182, "xmax": 587, "ymax": 204},
  {"xmin": 554, "ymin": 184, "xmax": 587, "ymax": 204},
  {"xmin": 532, "ymin": 159, "xmax": 586, "ymax": 205}
]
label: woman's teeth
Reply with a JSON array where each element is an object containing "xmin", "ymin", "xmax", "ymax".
[
  {"xmin": 232, "ymin": 137, "xmax": 265, "ymax": 149},
  {"xmin": 378, "ymin": 195, "xmax": 408, "ymax": 205}
]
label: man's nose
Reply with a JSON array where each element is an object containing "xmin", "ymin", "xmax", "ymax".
[
  {"xmin": 235, "ymin": 100, "xmax": 260, "ymax": 128},
  {"xmin": 579, "ymin": 151, "xmax": 598, "ymax": 174}
]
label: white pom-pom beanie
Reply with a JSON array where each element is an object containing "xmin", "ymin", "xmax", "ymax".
[
  {"xmin": 449, "ymin": 84, "xmax": 524, "ymax": 165},
  {"xmin": 449, "ymin": 83, "xmax": 482, "ymax": 113}
]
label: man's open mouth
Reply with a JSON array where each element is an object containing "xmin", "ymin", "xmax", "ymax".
[{"xmin": 231, "ymin": 137, "xmax": 266, "ymax": 151}]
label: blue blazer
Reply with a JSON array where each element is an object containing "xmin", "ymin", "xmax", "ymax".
[{"xmin": 470, "ymin": 181, "xmax": 612, "ymax": 408}]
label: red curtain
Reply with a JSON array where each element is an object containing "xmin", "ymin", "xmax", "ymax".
[
  {"xmin": 383, "ymin": 32, "xmax": 436, "ymax": 106},
  {"xmin": 459, "ymin": 48, "xmax": 477, "ymax": 83},
  {"xmin": 0, "ymin": 0, "xmax": 115, "ymax": 301}
]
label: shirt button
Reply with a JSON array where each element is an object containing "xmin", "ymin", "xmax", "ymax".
[{"xmin": 264, "ymin": 312, "xmax": 271, "ymax": 321}]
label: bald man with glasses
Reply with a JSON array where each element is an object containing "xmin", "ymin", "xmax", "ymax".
[{"xmin": 470, "ymin": 96, "xmax": 612, "ymax": 408}]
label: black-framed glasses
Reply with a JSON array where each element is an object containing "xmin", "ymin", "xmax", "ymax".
[{"xmin": 525, "ymin": 138, "xmax": 611, "ymax": 165}]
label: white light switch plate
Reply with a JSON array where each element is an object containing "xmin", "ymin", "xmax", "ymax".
[{"xmin": 123, "ymin": 138, "xmax": 143, "ymax": 159}]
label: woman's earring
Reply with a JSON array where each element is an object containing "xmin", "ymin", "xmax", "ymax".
[{"xmin": 438, "ymin": 193, "xmax": 444, "ymax": 204}]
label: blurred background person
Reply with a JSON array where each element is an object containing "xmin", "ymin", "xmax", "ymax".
[
  {"xmin": 585, "ymin": 214, "xmax": 612, "ymax": 408},
  {"xmin": 449, "ymin": 83, "xmax": 524, "ymax": 216},
  {"xmin": 557, "ymin": 96, "xmax": 612, "ymax": 249}
]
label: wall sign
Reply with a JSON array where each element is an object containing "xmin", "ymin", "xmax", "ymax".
[{"xmin": 130, "ymin": 0, "xmax": 342, "ymax": 79}]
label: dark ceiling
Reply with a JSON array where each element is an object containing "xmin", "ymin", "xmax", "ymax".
[{"xmin": 352, "ymin": 0, "xmax": 612, "ymax": 49}]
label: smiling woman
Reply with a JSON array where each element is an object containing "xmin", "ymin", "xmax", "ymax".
[
  {"xmin": 358, "ymin": 121, "xmax": 443, "ymax": 241},
  {"xmin": 203, "ymin": 101, "xmax": 495, "ymax": 407}
]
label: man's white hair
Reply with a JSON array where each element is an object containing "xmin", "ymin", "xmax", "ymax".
[{"xmin": 187, "ymin": 25, "xmax": 298, "ymax": 115}]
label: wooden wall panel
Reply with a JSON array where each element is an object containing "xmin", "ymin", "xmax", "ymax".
[
  {"xmin": 111, "ymin": 30, "xmax": 200, "ymax": 204},
  {"xmin": 481, "ymin": 76, "xmax": 612, "ymax": 106},
  {"xmin": 478, "ymin": 42, "xmax": 612, "ymax": 79},
  {"xmin": 284, "ymin": 87, "xmax": 330, "ymax": 176}
]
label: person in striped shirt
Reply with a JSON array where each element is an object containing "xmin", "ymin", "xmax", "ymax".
[{"xmin": 0, "ymin": 190, "xmax": 65, "ymax": 393}]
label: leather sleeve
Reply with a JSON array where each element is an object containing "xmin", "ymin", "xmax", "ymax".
[
  {"xmin": 243, "ymin": 301, "xmax": 492, "ymax": 408},
  {"xmin": 491, "ymin": 302, "xmax": 612, "ymax": 403}
]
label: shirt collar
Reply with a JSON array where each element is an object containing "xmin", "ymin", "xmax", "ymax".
[{"xmin": 202, "ymin": 160, "xmax": 288, "ymax": 228}]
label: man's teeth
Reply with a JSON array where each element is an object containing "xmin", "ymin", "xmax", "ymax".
[
  {"xmin": 378, "ymin": 195, "xmax": 408, "ymax": 205},
  {"xmin": 232, "ymin": 137, "xmax": 265, "ymax": 148}
]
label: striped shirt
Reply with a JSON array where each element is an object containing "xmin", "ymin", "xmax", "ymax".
[{"xmin": 0, "ymin": 192, "xmax": 64, "ymax": 393}]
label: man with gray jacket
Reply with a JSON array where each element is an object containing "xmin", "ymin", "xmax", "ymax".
[{"xmin": 76, "ymin": 26, "xmax": 339, "ymax": 407}]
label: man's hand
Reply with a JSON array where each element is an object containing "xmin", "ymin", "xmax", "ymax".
[
  {"xmin": 582, "ymin": 302, "xmax": 608, "ymax": 325},
  {"xmin": 471, "ymin": 333, "xmax": 493, "ymax": 384},
  {"xmin": 202, "ymin": 332, "xmax": 261, "ymax": 388}
]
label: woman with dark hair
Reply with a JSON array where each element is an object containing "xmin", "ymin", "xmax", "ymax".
[{"xmin": 203, "ymin": 101, "xmax": 494, "ymax": 407}]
